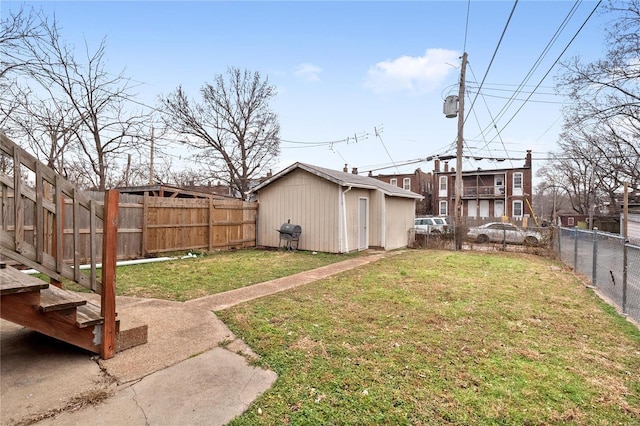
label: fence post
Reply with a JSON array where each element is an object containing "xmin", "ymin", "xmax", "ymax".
[
  {"xmin": 557, "ymin": 226, "xmax": 561, "ymax": 255},
  {"xmin": 573, "ymin": 227, "xmax": 578, "ymax": 272},
  {"xmin": 101, "ymin": 189, "xmax": 119, "ymax": 360},
  {"xmin": 141, "ymin": 193, "xmax": 148, "ymax": 257},
  {"xmin": 591, "ymin": 227, "xmax": 598, "ymax": 287},
  {"xmin": 623, "ymin": 239, "xmax": 628, "ymax": 315}
]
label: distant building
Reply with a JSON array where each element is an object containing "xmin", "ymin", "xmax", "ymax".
[
  {"xmin": 433, "ymin": 150, "xmax": 534, "ymax": 220},
  {"xmin": 370, "ymin": 167, "xmax": 433, "ymax": 215}
]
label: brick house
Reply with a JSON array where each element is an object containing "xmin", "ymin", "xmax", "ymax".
[
  {"xmin": 370, "ymin": 167, "xmax": 433, "ymax": 215},
  {"xmin": 433, "ymin": 150, "xmax": 534, "ymax": 219}
]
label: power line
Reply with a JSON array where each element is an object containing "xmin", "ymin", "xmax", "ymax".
[
  {"xmin": 464, "ymin": 0, "xmax": 519, "ymax": 127},
  {"xmin": 467, "ymin": 64, "xmax": 513, "ymax": 167},
  {"xmin": 374, "ymin": 125, "xmax": 399, "ymax": 174},
  {"xmin": 493, "ymin": 0, "xmax": 603, "ymax": 138},
  {"xmin": 470, "ymin": 0, "xmax": 583, "ymax": 142},
  {"xmin": 463, "ymin": 0, "xmax": 471, "ymax": 52},
  {"xmin": 465, "ymin": 92, "xmax": 563, "ymax": 104}
]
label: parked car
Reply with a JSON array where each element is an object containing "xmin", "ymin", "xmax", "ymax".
[
  {"xmin": 414, "ymin": 217, "xmax": 448, "ymax": 234},
  {"xmin": 466, "ymin": 222, "xmax": 542, "ymax": 246}
]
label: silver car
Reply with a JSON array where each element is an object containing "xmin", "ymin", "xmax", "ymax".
[
  {"xmin": 414, "ymin": 217, "xmax": 448, "ymax": 234},
  {"xmin": 466, "ymin": 222, "xmax": 541, "ymax": 246}
]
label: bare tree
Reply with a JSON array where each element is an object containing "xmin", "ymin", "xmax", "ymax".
[
  {"xmin": 1, "ymin": 7, "xmax": 150, "ymax": 190},
  {"xmin": 0, "ymin": 7, "xmax": 46, "ymax": 79},
  {"xmin": 1, "ymin": 82, "xmax": 79, "ymax": 175},
  {"xmin": 160, "ymin": 67, "xmax": 280, "ymax": 200},
  {"xmin": 551, "ymin": 0, "xmax": 640, "ymax": 209},
  {"xmin": 0, "ymin": 7, "xmax": 47, "ymax": 129}
]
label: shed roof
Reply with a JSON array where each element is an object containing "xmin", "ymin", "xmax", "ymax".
[
  {"xmin": 252, "ymin": 162, "xmax": 423, "ymax": 199},
  {"xmin": 116, "ymin": 184, "xmax": 233, "ymax": 199}
]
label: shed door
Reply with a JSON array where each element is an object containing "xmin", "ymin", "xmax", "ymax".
[{"xmin": 358, "ymin": 198, "xmax": 368, "ymax": 250}]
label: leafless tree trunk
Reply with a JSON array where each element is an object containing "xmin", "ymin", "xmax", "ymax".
[
  {"xmin": 551, "ymin": 0, "xmax": 640, "ymax": 208},
  {"xmin": 160, "ymin": 67, "xmax": 280, "ymax": 200},
  {"xmin": 1, "ymin": 7, "xmax": 150, "ymax": 190}
]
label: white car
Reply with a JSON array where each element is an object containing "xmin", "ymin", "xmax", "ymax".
[
  {"xmin": 466, "ymin": 222, "xmax": 542, "ymax": 246},
  {"xmin": 414, "ymin": 217, "xmax": 448, "ymax": 234}
]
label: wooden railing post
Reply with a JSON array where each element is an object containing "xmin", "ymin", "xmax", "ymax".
[{"xmin": 101, "ymin": 189, "xmax": 119, "ymax": 359}]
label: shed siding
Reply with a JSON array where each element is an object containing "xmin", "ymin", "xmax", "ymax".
[
  {"xmin": 368, "ymin": 190, "xmax": 384, "ymax": 248},
  {"xmin": 257, "ymin": 169, "xmax": 339, "ymax": 252},
  {"xmin": 384, "ymin": 196, "xmax": 416, "ymax": 250}
]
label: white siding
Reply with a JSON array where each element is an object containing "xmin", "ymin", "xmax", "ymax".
[
  {"xmin": 384, "ymin": 196, "xmax": 416, "ymax": 250},
  {"xmin": 256, "ymin": 169, "xmax": 339, "ymax": 252},
  {"xmin": 256, "ymin": 167, "xmax": 420, "ymax": 253},
  {"xmin": 368, "ymin": 189, "xmax": 384, "ymax": 248}
]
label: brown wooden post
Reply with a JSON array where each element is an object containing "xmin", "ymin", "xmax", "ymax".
[
  {"xmin": 50, "ymin": 178, "xmax": 64, "ymax": 288},
  {"xmin": 208, "ymin": 196, "xmax": 213, "ymax": 251},
  {"xmin": 100, "ymin": 189, "xmax": 119, "ymax": 359},
  {"xmin": 141, "ymin": 193, "xmax": 148, "ymax": 257}
]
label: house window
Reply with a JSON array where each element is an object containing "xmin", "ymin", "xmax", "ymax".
[
  {"xmin": 439, "ymin": 200, "xmax": 448, "ymax": 216},
  {"xmin": 513, "ymin": 172, "xmax": 523, "ymax": 190},
  {"xmin": 513, "ymin": 200, "xmax": 523, "ymax": 218},
  {"xmin": 390, "ymin": 178, "xmax": 397, "ymax": 186},
  {"xmin": 403, "ymin": 178, "xmax": 411, "ymax": 190},
  {"xmin": 568, "ymin": 217, "xmax": 575, "ymax": 226},
  {"xmin": 439, "ymin": 176, "xmax": 447, "ymax": 191}
]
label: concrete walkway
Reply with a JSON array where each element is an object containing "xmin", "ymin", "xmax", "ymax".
[{"xmin": 1, "ymin": 252, "xmax": 389, "ymax": 426}]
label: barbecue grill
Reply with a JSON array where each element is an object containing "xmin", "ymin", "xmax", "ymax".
[{"xmin": 277, "ymin": 220, "xmax": 302, "ymax": 251}]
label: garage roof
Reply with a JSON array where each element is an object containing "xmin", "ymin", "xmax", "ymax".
[{"xmin": 252, "ymin": 162, "xmax": 424, "ymax": 199}]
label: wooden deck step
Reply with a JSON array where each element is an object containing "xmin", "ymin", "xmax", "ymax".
[
  {"xmin": 39, "ymin": 285, "xmax": 86, "ymax": 312},
  {"xmin": 76, "ymin": 302, "xmax": 104, "ymax": 328},
  {"xmin": 0, "ymin": 264, "xmax": 49, "ymax": 296}
]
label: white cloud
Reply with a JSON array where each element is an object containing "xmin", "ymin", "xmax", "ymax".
[
  {"xmin": 294, "ymin": 63, "xmax": 322, "ymax": 82},
  {"xmin": 364, "ymin": 48, "xmax": 460, "ymax": 95}
]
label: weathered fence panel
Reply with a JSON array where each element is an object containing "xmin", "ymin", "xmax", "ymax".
[{"xmin": 4, "ymin": 190, "xmax": 257, "ymax": 262}]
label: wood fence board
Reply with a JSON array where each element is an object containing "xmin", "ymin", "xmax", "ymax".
[{"xmin": 4, "ymin": 187, "xmax": 257, "ymax": 261}]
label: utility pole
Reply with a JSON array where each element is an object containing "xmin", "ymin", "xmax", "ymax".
[
  {"xmin": 149, "ymin": 127, "xmax": 155, "ymax": 185},
  {"xmin": 454, "ymin": 52, "xmax": 467, "ymax": 249}
]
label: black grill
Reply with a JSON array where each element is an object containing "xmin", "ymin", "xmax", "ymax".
[{"xmin": 277, "ymin": 221, "xmax": 302, "ymax": 251}]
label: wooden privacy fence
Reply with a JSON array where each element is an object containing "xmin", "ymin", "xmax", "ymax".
[
  {"xmin": 2, "ymin": 189, "xmax": 257, "ymax": 262},
  {"xmin": 81, "ymin": 192, "xmax": 257, "ymax": 261}
]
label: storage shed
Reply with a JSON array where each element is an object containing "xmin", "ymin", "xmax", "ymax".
[{"xmin": 252, "ymin": 163, "xmax": 423, "ymax": 253}]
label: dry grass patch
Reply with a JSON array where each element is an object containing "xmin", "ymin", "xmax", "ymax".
[
  {"xmin": 218, "ymin": 250, "xmax": 640, "ymax": 425},
  {"xmin": 63, "ymin": 249, "xmax": 358, "ymax": 301}
]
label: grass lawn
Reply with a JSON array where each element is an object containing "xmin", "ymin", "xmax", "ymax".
[
  {"xmin": 63, "ymin": 249, "xmax": 359, "ymax": 301},
  {"xmin": 216, "ymin": 250, "xmax": 640, "ymax": 425}
]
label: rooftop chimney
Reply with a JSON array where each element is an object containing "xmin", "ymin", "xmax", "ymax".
[
  {"xmin": 524, "ymin": 150, "xmax": 532, "ymax": 168},
  {"xmin": 343, "ymin": 164, "xmax": 348, "ymax": 173},
  {"xmin": 368, "ymin": 170, "xmax": 373, "ymax": 177},
  {"xmin": 434, "ymin": 159, "xmax": 440, "ymax": 173},
  {"xmin": 444, "ymin": 161, "xmax": 449, "ymax": 173},
  {"xmin": 352, "ymin": 167, "xmax": 358, "ymax": 174}
]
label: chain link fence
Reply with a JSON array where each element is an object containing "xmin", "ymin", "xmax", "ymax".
[
  {"xmin": 555, "ymin": 227, "xmax": 640, "ymax": 325},
  {"xmin": 409, "ymin": 217, "xmax": 552, "ymax": 252}
]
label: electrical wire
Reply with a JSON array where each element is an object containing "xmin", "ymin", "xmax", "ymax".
[
  {"xmin": 492, "ymin": 0, "xmax": 603, "ymax": 139},
  {"xmin": 463, "ymin": 0, "xmax": 471, "ymax": 52},
  {"xmin": 470, "ymin": 0, "xmax": 582, "ymax": 142},
  {"xmin": 374, "ymin": 125, "xmax": 400, "ymax": 174},
  {"xmin": 464, "ymin": 0, "xmax": 519, "ymax": 127},
  {"xmin": 468, "ymin": 64, "xmax": 513, "ymax": 167}
]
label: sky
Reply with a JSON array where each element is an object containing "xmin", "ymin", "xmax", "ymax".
[{"xmin": 3, "ymin": 0, "xmax": 612, "ymax": 179}]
